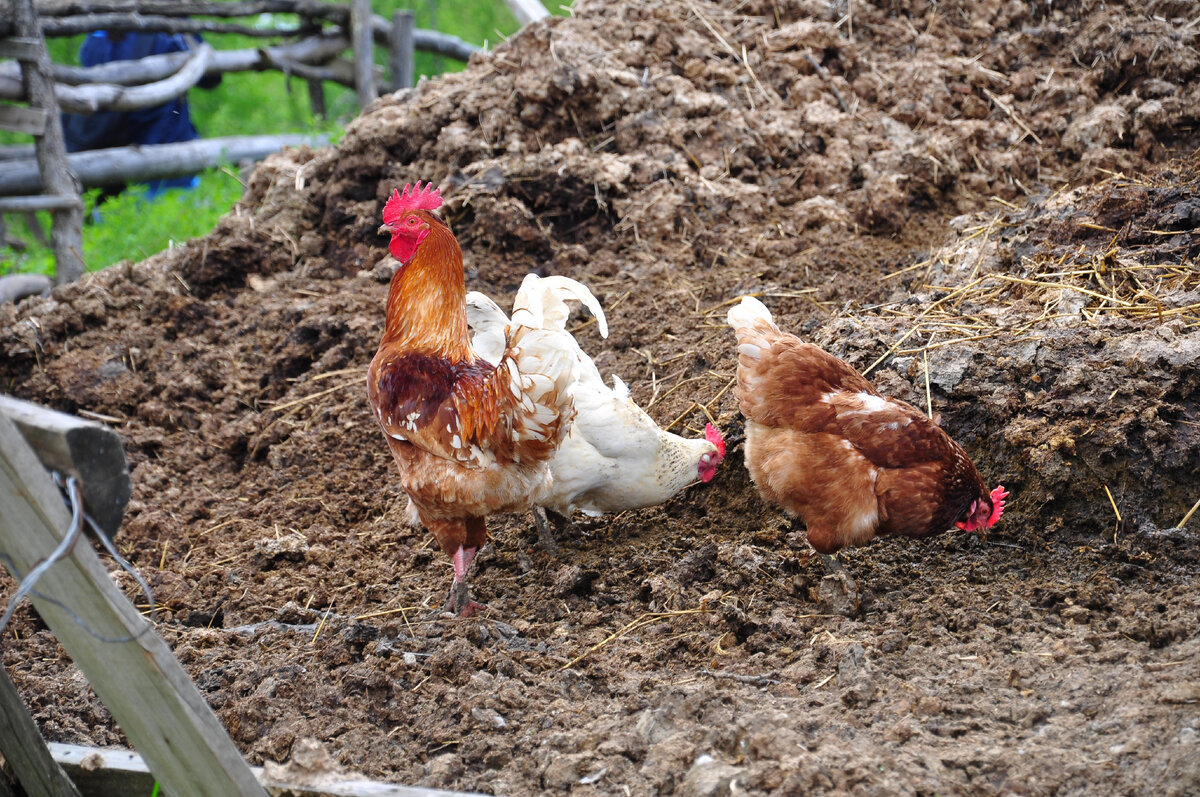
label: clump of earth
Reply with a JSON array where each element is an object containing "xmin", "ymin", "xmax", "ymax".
[{"xmin": 2, "ymin": 1, "xmax": 1199, "ymax": 794}]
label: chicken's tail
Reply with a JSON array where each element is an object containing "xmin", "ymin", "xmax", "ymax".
[
  {"xmin": 511, "ymin": 274, "xmax": 609, "ymax": 339},
  {"xmin": 727, "ymin": 295, "xmax": 782, "ymax": 357},
  {"xmin": 465, "ymin": 291, "xmax": 509, "ymax": 366},
  {"xmin": 726, "ymin": 295, "xmax": 778, "ymax": 333},
  {"xmin": 499, "ymin": 274, "xmax": 608, "ymax": 463}
]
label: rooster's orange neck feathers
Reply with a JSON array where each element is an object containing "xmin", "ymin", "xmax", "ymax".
[{"xmin": 381, "ymin": 216, "xmax": 474, "ymax": 362}]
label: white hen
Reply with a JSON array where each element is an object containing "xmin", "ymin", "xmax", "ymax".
[{"xmin": 466, "ymin": 275, "xmax": 726, "ymax": 536}]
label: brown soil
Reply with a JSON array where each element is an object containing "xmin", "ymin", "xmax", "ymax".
[{"xmin": 3, "ymin": 1, "xmax": 1200, "ymax": 794}]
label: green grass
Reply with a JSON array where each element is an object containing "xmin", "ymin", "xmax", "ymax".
[
  {"xmin": 4, "ymin": 172, "xmax": 248, "ymax": 276},
  {"xmin": 1, "ymin": 0, "xmax": 565, "ymax": 279}
]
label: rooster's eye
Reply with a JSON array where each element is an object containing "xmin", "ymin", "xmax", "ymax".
[{"xmin": 406, "ymin": 217, "xmax": 420, "ymax": 227}]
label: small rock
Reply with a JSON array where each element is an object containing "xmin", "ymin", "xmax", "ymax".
[
  {"xmin": 817, "ymin": 571, "xmax": 859, "ymax": 616},
  {"xmin": 1062, "ymin": 605, "xmax": 1090, "ymax": 624},
  {"xmin": 471, "ymin": 706, "xmax": 508, "ymax": 728},
  {"xmin": 683, "ymin": 756, "xmax": 745, "ymax": 797},
  {"xmin": 551, "ymin": 564, "xmax": 599, "ymax": 597},
  {"xmin": 427, "ymin": 752, "xmax": 465, "ymax": 785}
]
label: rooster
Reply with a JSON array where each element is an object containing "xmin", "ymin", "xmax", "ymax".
[
  {"xmin": 466, "ymin": 279, "xmax": 726, "ymax": 546},
  {"xmin": 367, "ymin": 182, "xmax": 600, "ymax": 615},
  {"xmin": 726, "ymin": 296, "xmax": 1006, "ymax": 598}
]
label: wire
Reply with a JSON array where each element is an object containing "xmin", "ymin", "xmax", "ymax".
[{"xmin": 0, "ymin": 472, "xmax": 157, "ymax": 643}]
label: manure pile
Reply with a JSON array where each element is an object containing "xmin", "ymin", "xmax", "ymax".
[{"xmin": 2, "ymin": 1, "xmax": 1199, "ymax": 794}]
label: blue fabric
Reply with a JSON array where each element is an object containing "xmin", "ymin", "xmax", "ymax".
[{"xmin": 62, "ymin": 32, "xmax": 213, "ymax": 196}]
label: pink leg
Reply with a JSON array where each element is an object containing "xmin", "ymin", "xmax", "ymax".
[{"xmin": 438, "ymin": 545, "xmax": 485, "ymax": 617}]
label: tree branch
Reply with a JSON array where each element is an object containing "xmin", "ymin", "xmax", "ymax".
[
  {"xmin": 33, "ymin": 0, "xmax": 349, "ymax": 23},
  {"xmin": 52, "ymin": 42, "xmax": 211, "ymax": 113},
  {"xmin": 0, "ymin": 134, "xmax": 328, "ymax": 194},
  {"xmin": 0, "ymin": 34, "xmax": 357, "ymax": 103},
  {"xmin": 40, "ymin": 14, "xmax": 320, "ymax": 38}
]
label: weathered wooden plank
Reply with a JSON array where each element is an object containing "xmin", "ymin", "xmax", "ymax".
[
  {"xmin": 0, "ymin": 413, "xmax": 270, "ymax": 797},
  {"xmin": 0, "ymin": 273, "xmax": 53, "ymax": 304},
  {"xmin": 0, "ymin": 37, "xmax": 42, "ymax": 61},
  {"xmin": 0, "ymin": 132, "xmax": 328, "ymax": 194},
  {"xmin": 0, "ymin": 193, "xmax": 82, "ymax": 211},
  {"xmin": 0, "ymin": 395, "xmax": 129, "ymax": 537},
  {"xmin": 40, "ymin": 14, "xmax": 314, "ymax": 38},
  {"xmin": 33, "ymin": 0, "xmax": 346, "ymax": 23},
  {"xmin": 49, "ymin": 42, "xmax": 212, "ymax": 114},
  {"xmin": 0, "ymin": 34, "xmax": 350, "ymax": 92},
  {"xmin": 12, "ymin": 0, "xmax": 85, "ymax": 284},
  {"xmin": 307, "ymin": 77, "xmax": 326, "ymax": 118},
  {"xmin": 48, "ymin": 742, "xmax": 491, "ymax": 797},
  {"xmin": 46, "ymin": 744, "xmax": 155, "ymax": 797},
  {"xmin": 0, "ymin": 667, "xmax": 84, "ymax": 797},
  {"xmin": 388, "ymin": 10, "xmax": 414, "ymax": 92},
  {"xmin": 350, "ymin": 0, "xmax": 374, "ymax": 107},
  {"xmin": 0, "ymin": 102, "xmax": 48, "ymax": 134}
]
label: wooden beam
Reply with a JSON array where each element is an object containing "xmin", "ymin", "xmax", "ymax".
[
  {"xmin": 0, "ymin": 102, "xmax": 48, "ymax": 134},
  {"xmin": 48, "ymin": 742, "xmax": 491, "ymax": 797},
  {"xmin": 0, "ymin": 132, "xmax": 327, "ymax": 194},
  {"xmin": 0, "ymin": 412, "xmax": 271, "ymax": 797},
  {"xmin": 0, "ymin": 395, "xmax": 129, "ymax": 537},
  {"xmin": 50, "ymin": 42, "xmax": 212, "ymax": 114},
  {"xmin": 12, "ymin": 0, "xmax": 84, "ymax": 284},
  {"xmin": 307, "ymin": 78, "xmax": 326, "ymax": 118},
  {"xmin": 388, "ymin": 9, "xmax": 414, "ymax": 92},
  {"xmin": 0, "ymin": 37, "xmax": 43, "ymax": 61},
  {"xmin": 33, "ymin": 0, "xmax": 350, "ymax": 23},
  {"xmin": 40, "ymin": 14, "xmax": 317, "ymax": 38},
  {"xmin": 0, "ymin": 273, "xmax": 53, "ymax": 304},
  {"xmin": 0, "ymin": 194, "xmax": 82, "ymax": 212},
  {"xmin": 0, "ymin": 667, "xmax": 83, "ymax": 797},
  {"xmin": 350, "ymin": 0, "xmax": 374, "ymax": 107}
]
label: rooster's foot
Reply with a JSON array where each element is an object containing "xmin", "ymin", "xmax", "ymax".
[{"xmin": 428, "ymin": 578, "xmax": 486, "ymax": 618}]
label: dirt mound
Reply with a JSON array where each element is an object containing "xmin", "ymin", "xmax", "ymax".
[{"xmin": 3, "ymin": 1, "xmax": 1200, "ymax": 794}]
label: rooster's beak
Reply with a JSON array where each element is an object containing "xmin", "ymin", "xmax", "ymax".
[{"xmin": 378, "ymin": 223, "xmax": 394, "ymax": 235}]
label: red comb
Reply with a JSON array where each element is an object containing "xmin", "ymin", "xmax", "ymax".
[
  {"xmin": 986, "ymin": 485, "xmax": 1009, "ymax": 527},
  {"xmin": 705, "ymin": 423, "xmax": 726, "ymax": 458},
  {"xmin": 382, "ymin": 181, "xmax": 442, "ymax": 226}
]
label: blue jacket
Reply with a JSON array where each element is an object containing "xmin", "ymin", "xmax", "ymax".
[{"xmin": 62, "ymin": 31, "xmax": 220, "ymax": 193}]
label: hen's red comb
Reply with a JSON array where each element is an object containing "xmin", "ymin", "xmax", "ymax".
[
  {"xmin": 705, "ymin": 423, "xmax": 726, "ymax": 458},
  {"xmin": 382, "ymin": 181, "xmax": 442, "ymax": 226},
  {"xmin": 986, "ymin": 485, "xmax": 1009, "ymax": 527}
]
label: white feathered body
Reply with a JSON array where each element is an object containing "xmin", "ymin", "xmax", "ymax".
[{"xmin": 466, "ymin": 277, "xmax": 723, "ymax": 518}]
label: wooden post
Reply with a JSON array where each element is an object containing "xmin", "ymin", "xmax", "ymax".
[
  {"xmin": 389, "ymin": 9, "xmax": 415, "ymax": 91},
  {"xmin": 0, "ymin": 413, "xmax": 270, "ymax": 797},
  {"xmin": 11, "ymin": 0, "xmax": 84, "ymax": 284},
  {"xmin": 0, "ymin": 666, "xmax": 83, "ymax": 797},
  {"xmin": 350, "ymin": 0, "xmax": 375, "ymax": 107},
  {"xmin": 0, "ymin": 395, "xmax": 130, "ymax": 538},
  {"xmin": 307, "ymin": 78, "xmax": 327, "ymax": 118}
]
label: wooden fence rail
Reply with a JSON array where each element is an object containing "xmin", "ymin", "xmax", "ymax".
[{"xmin": 0, "ymin": 0, "xmax": 546, "ymax": 290}]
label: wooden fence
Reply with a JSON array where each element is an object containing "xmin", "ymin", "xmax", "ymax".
[{"xmin": 0, "ymin": 0, "xmax": 540, "ymax": 290}]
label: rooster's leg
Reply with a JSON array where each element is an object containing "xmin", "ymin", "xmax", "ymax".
[{"xmin": 433, "ymin": 545, "xmax": 485, "ymax": 617}]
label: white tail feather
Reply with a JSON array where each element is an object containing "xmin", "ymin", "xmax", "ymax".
[
  {"xmin": 512, "ymin": 274, "xmax": 608, "ymax": 338},
  {"xmin": 465, "ymin": 291, "xmax": 508, "ymax": 365},
  {"xmin": 726, "ymin": 295, "xmax": 778, "ymax": 334}
]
